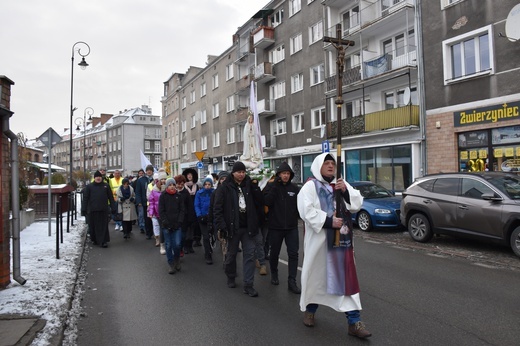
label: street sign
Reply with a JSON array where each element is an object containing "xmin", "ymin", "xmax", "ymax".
[
  {"xmin": 38, "ymin": 127, "xmax": 62, "ymax": 148},
  {"xmin": 195, "ymin": 151, "xmax": 205, "ymax": 161},
  {"xmin": 322, "ymin": 140, "xmax": 330, "ymax": 153},
  {"xmin": 196, "ymin": 161, "xmax": 204, "ymax": 169}
]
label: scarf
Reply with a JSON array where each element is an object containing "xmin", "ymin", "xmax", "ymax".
[
  {"xmin": 185, "ymin": 182, "xmax": 197, "ymax": 195},
  {"xmin": 166, "ymin": 188, "xmax": 176, "ymax": 195},
  {"xmin": 120, "ymin": 186, "xmax": 131, "ymax": 199},
  {"xmin": 313, "ymin": 179, "xmax": 359, "ymax": 296}
]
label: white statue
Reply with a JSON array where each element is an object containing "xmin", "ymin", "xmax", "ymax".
[{"xmin": 240, "ymin": 114, "xmax": 262, "ymax": 169}]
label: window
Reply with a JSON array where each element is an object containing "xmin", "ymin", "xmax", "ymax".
[
  {"xmin": 145, "ymin": 141, "xmax": 150, "ymax": 150},
  {"xmin": 201, "ymin": 136, "xmax": 207, "ymax": 150},
  {"xmin": 191, "ymin": 114, "xmax": 196, "ymax": 128},
  {"xmin": 291, "ymin": 73, "xmax": 304, "ymax": 93},
  {"xmin": 213, "ymin": 132, "xmax": 220, "ymax": 147},
  {"xmin": 212, "ymin": 103, "xmax": 220, "ymax": 118},
  {"xmin": 226, "ymin": 95, "xmax": 235, "ymax": 113},
  {"xmin": 311, "ymin": 106, "xmax": 326, "ymax": 128},
  {"xmin": 383, "ymin": 33, "xmax": 405, "ymax": 57},
  {"xmin": 200, "ymin": 83, "xmax": 206, "ymax": 97},
  {"xmin": 154, "ymin": 156, "xmax": 161, "ymax": 168},
  {"xmin": 272, "ymin": 118, "xmax": 287, "ymax": 135},
  {"xmin": 182, "ymin": 97, "xmax": 186, "ymax": 109},
  {"xmin": 270, "ymin": 81, "xmax": 286, "ymax": 100},
  {"xmin": 190, "ymin": 90, "xmax": 195, "ymax": 104},
  {"xmin": 270, "ymin": 44, "xmax": 285, "ymax": 64},
  {"xmin": 212, "ymin": 74, "xmax": 219, "ymax": 89},
  {"xmin": 443, "ymin": 25, "xmax": 493, "ymax": 84},
  {"xmin": 342, "ymin": 6, "xmax": 359, "ymax": 34},
  {"xmin": 289, "ymin": 0, "xmax": 301, "ymax": 17},
  {"xmin": 226, "ymin": 64, "xmax": 234, "ymax": 81},
  {"xmin": 384, "ymin": 88, "xmax": 417, "ymax": 109},
  {"xmin": 227, "ymin": 127, "xmax": 235, "ymax": 143},
  {"xmin": 292, "ymin": 113, "xmax": 304, "ymax": 133},
  {"xmin": 191, "ymin": 139, "xmax": 196, "ymax": 153},
  {"xmin": 270, "ymin": 8, "xmax": 284, "ymax": 27},
  {"xmin": 154, "ymin": 142, "xmax": 161, "ymax": 152},
  {"xmin": 182, "ymin": 143, "xmax": 187, "ymax": 155},
  {"xmin": 201, "ymin": 110, "xmax": 207, "ymax": 124},
  {"xmin": 290, "ymin": 33, "xmax": 303, "ymax": 54},
  {"xmin": 309, "ymin": 21, "xmax": 323, "ymax": 44},
  {"xmin": 310, "ymin": 64, "xmax": 324, "ymax": 85},
  {"xmin": 441, "ymin": 0, "xmax": 465, "ymax": 9},
  {"xmin": 181, "ymin": 120, "xmax": 186, "ymax": 132}
]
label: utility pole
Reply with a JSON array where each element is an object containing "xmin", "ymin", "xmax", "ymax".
[{"xmin": 323, "ymin": 24, "xmax": 355, "ymax": 245}]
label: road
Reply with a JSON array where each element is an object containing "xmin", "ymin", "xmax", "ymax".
[{"xmin": 75, "ymin": 225, "xmax": 520, "ymax": 345}]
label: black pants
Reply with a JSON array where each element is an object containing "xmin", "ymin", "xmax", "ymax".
[
  {"xmin": 145, "ymin": 215, "xmax": 153, "ymax": 238},
  {"xmin": 269, "ymin": 228, "xmax": 299, "ymax": 281},
  {"xmin": 122, "ymin": 220, "xmax": 133, "ymax": 236}
]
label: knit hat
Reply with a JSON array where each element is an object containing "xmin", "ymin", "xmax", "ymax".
[
  {"xmin": 218, "ymin": 171, "xmax": 230, "ymax": 180},
  {"xmin": 231, "ymin": 161, "xmax": 246, "ymax": 173},
  {"xmin": 157, "ymin": 171, "xmax": 168, "ymax": 181},
  {"xmin": 122, "ymin": 178, "xmax": 130, "ymax": 185},
  {"xmin": 94, "ymin": 170, "xmax": 102, "ymax": 178},
  {"xmin": 203, "ymin": 176, "xmax": 214, "ymax": 187},
  {"xmin": 165, "ymin": 178, "xmax": 176, "ymax": 188}
]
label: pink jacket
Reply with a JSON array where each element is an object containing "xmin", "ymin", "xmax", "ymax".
[{"xmin": 147, "ymin": 187, "xmax": 161, "ymax": 218}]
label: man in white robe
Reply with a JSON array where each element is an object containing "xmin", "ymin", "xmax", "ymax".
[{"xmin": 297, "ymin": 152, "xmax": 371, "ymax": 338}]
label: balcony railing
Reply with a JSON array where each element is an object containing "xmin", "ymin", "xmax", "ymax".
[
  {"xmin": 325, "ymin": 66, "xmax": 361, "ymax": 92},
  {"xmin": 255, "ymin": 62, "xmax": 275, "ymax": 84},
  {"xmin": 257, "ymin": 99, "xmax": 275, "ymax": 115},
  {"xmin": 252, "ymin": 26, "xmax": 275, "ymax": 49},
  {"xmin": 327, "ymin": 105, "xmax": 419, "ymax": 137}
]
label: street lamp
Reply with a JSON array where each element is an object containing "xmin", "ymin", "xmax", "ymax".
[
  {"xmin": 75, "ymin": 107, "xmax": 93, "ymax": 185},
  {"xmin": 69, "ymin": 41, "xmax": 91, "ymax": 186}
]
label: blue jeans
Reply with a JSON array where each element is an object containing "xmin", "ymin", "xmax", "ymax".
[
  {"xmin": 138, "ymin": 204, "xmax": 145, "ymax": 230},
  {"xmin": 306, "ymin": 304, "xmax": 361, "ymax": 325},
  {"xmin": 163, "ymin": 228, "xmax": 182, "ymax": 265}
]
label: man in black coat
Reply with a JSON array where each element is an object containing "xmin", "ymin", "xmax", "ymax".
[
  {"xmin": 264, "ymin": 162, "xmax": 301, "ymax": 293},
  {"xmin": 213, "ymin": 162, "xmax": 264, "ymax": 297}
]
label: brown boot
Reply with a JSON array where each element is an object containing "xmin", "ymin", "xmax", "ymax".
[
  {"xmin": 303, "ymin": 311, "xmax": 315, "ymax": 327},
  {"xmin": 155, "ymin": 236, "xmax": 160, "ymax": 247},
  {"xmin": 348, "ymin": 321, "xmax": 372, "ymax": 338}
]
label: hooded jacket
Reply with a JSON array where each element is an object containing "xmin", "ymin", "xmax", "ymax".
[{"xmin": 264, "ymin": 162, "xmax": 300, "ymax": 230}]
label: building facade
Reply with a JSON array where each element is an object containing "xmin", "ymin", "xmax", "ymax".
[{"xmin": 422, "ymin": 0, "xmax": 520, "ymax": 174}]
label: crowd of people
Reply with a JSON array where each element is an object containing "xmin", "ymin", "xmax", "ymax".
[{"xmin": 80, "ymin": 155, "xmax": 372, "ymax": 339}]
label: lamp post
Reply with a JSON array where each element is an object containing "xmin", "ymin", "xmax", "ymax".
[
  {"xmin": 75, "ymin": 107, "xmax": 93, "ymax": 186},
  {"xmin": 69, "ymin": 41, "xmax": 91, "ymax": 186}
]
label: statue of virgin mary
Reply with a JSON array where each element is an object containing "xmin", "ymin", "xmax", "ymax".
[{"xmin": 240, "ymin": 114, "xmax": 262, "ymax": 169}]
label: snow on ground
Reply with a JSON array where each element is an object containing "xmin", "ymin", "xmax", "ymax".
[{"xmin": 0, "ymin": 216, "xmax": 86, "ymax": 345}]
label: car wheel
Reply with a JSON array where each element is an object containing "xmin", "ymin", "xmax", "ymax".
[
  {"xmin": 357, "ymin": 211, "xmax": 372, "ymax": 232},
  {"xmin": 510, "ymin": 226, "xmax": 520, "ymax": 258},
  {"xmin": 407, "ymin": 213, "xmax": 433, "ymax": 243}
]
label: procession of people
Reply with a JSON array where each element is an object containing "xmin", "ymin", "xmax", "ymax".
[{"xmin": 81, "ymin": 155, "xmax": 372, "ymax": 339}]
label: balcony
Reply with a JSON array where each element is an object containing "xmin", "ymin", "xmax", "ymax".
[
  {"xmin": 257, "ymin": 99, "xmax": 275, "ymax": 116},
  {"xmin": 236, "ymin": 74, "xmax": 254, "ymax": 95},
  {"xmin": 328, "ymin": 105, "xmax": 419, "ymax": 137},
  {"xmin": 363, "ymin": 48, "xmax": 416, "ymax": 78},
  {"xmin": 255, "ymin": 62, "xmax": 275, "ymax": 84},
  {"xmin": 252, "ymin": 26, "xmax": 275, "ymax": 49},
  {"xmin": 264, "ymin": 134, "xmax": 276, "ymax": 150},
  {"xmin": 325, "ymin": 66, "xmax": 361, "ymax": 92}
]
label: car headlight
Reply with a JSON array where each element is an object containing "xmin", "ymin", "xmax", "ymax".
[{"xmin": 374, "ymin": 209, "xmax": 391, "ymax": 214}]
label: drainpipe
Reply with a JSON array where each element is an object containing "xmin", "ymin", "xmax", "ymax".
[{"xmin": 2, "ymin": 116, "xmax": 26, "ymax": 285}]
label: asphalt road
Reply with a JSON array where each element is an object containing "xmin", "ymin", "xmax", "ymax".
[{"xmin": 75, "ymin": 225, "xmax": 520, "ymax": 346}]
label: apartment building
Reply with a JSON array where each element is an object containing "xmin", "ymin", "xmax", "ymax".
[
  {"xmin": 422, "ymin": 0, "xmax": 520, "ymax": 174},
  {"xmin": 322, "ymin": 0, "xmax": 422, "ymax": 192}
]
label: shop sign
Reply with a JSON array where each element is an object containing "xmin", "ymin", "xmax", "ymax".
[{"xmin": 454, "ymin": 101, "xmax": 520, "ymax": 127}]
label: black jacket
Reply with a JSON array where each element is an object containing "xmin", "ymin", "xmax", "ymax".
[
  {"xmin": 213, "ymin": 175, "xmax": 264, "ymax": 237},
  {"xmin": 82, "ymin": 181, "xmax": 115, "ymax": 214},
  {"xmin": 264, "ymin": 162, "xmax": 300, "ymax": 230},
  {"xmin": 159, "ymin": 190, "xmax": 185, "ymax": 231}
]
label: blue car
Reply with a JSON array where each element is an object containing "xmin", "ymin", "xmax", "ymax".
[{"xmin": 349, "ymin": 181, "xmax": 403, "ymax": 232}]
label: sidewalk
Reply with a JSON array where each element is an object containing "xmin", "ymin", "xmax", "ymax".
[{"xmin": 0, "ymin": 217, "xmax": 87, "ymax": 346}]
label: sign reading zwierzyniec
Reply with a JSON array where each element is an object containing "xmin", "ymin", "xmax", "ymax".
[{"xmin": 454, "ymin": 102, "xmax": 520, "ymax": 127}]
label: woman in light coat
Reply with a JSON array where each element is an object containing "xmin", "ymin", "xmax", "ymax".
[{"xmin": 116, "ymin": 178, "xmax": 138, "ymax": 239}]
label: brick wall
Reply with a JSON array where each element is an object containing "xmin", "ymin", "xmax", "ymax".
[{"xmin": 425, "ymin": 112, "xmax": 459, "ymax": 174}]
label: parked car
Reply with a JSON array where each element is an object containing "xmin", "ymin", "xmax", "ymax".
[
  {"xmin": 400, "ymin": 172, "xmax": 520, "ymax": 257},
  {"xmin": 349, "ymin": 181, "xmax": 403, "ymax": 232}
]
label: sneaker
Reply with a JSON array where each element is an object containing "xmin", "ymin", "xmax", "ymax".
[
  {"xmin": 288, "ymin": 280, "xmax": 301, "ymax": 294},
  {"xmin": 243, "ymin": 286, "xmax": 258, "ymax": 297},
  {"xmin": 348, "ymin": 321, "xmax": 372, "ymax": 338},
  {"xmin": 271, "ymin": 273, "xmax": 279, "ymax": 285},
  {"xmin": 160, "ymin": 243, "xmax": 166, "ymax": 255},
  {"xmin": 174, "ymin": 258, "xmax": 181, "ymax": 272},
  {"xmin": 227, "ymin": 277, "xmax": 236, "ymax": 288},
  {"xmin": 303, "ymin": 312, "xmax": 315, "ymax": 327},
  {"xmin": 259, "ymin": 265, "xmax": 268, "ymax": 276},
  {"xmin": 168, "ymin": 264, "xmax": 176, "ymax": 275},
  {"xmin": 255, "ymin": 259, "xmax": 261, "ymax": 268}
]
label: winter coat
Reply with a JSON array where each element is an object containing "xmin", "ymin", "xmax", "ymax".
[
  {"xmin": 135, "ymin": 174, "xmax": 153, "ymax": 206},
  {"xmin": 158, "ymin": 190, "xmax": 185, "ymax": 231},
  {"xmin": 178, "ymin": 188, "xmax": 196, "ymax": 226},
  {"xmin": 82, "ymin": 181, "xmax": 115, "ymax": 214},
  {"xmin": 264, "ymin": 162, "xmax": 300, "ymax": 230},
  {"xmin": 194, "ymin": 187, "xmax": 214, "ymax": 218},
  {"xmin": 213, "ymin": 175, "xmax": 264, "ymax": 238},
  {"xmin": 116, "ymin": 185, "xmax": 137, "ymax": 221},
  {"xmin": 147, "ymin": 186, "xmax": 161, "ymax": 218},
  {"xmin": 296, "ymin": 152, "xmax": 363, "ymax": 313}
]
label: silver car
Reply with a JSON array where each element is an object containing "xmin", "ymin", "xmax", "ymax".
[{"xmin": 400, "ymin": 172, "xmax": 520, "ymax": 257}]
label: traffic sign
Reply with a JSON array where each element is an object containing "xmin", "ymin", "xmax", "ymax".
[
  {"xmin": 322, "ymin": 140, "xmax": 330, "ymax": 153},
  {"xmin": 195, "ymin": 151, "xmax": 205, "ymax": 161},
  {"xmin": 196, "ymin": 161, "xmax": 204, "ymax": 169}
]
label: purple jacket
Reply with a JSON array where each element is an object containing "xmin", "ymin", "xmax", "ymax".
[{"xmin": 147, "ymin": 188, "xmax": 161, "ymax": 218}]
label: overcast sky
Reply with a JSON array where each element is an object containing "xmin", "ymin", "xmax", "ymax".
[{"xmin": 1, "ymin": 0, "xmax": 268, "ymax": 140}]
